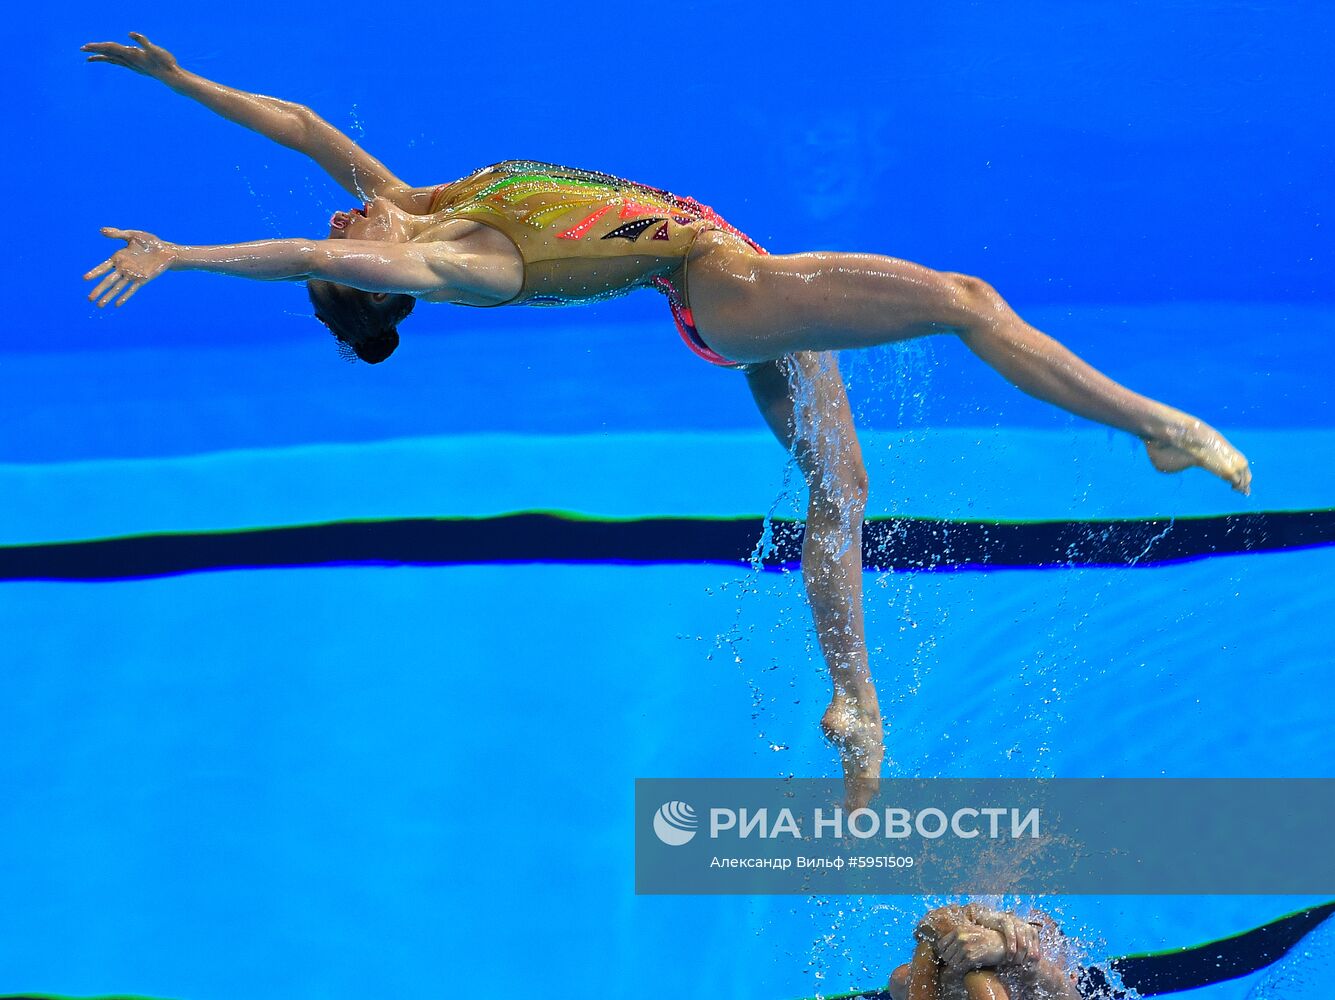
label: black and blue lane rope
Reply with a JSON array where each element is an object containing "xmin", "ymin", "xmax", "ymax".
[{"xmin": 1, "ymin": 508, "xmax": 1333, "ymax": 582}]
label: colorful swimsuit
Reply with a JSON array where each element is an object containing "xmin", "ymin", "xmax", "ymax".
[{"xmin": 427, "ymin": 160, "xmax": 767, "ymax": 368}]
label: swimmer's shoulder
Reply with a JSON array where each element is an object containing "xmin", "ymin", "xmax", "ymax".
[{"xmin": 392, "ymin": 162, "xmax": 511, "ymax": 215}]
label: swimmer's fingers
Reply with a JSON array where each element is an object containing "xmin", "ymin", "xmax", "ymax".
[
  {"xmin": 87, "ymin": 268, "xmax": 121, "ymax": 302},
  {"xmin": 87, "ymin": 229, "xmax": 177, "ymax": 303},
  {"xmin": 96, "ymin": 275, "xmax": 132, "ymax": 309},
  {"xmin": 1024, "ymin": 924, "xmax": 1042, "ymax": 964},
  {"xmin": 1002, "ymin": 917, "xmax": 1020, "ymax": 962},
  {"xmin": 936, "ymin": 929, "xmax": 962, "ymax": 967},
  {"xmin": 87, "ymin": 265, "xmax": 154, "ymax": 308},
  {"xmin": 83, "ymin": 256, "xmax": 116, "ymax": 281},
  {"xmin": 100, "ymin": 227, "xmax": 165, "ymax": 251},
  {"xmin": 127, "ymin": 32, "xmax": 165, "ymax": 54},
  {"xmin": 81, "ymin": 42, "xmax": 136, "ymax": 68},
  {"xmin": 81, "ymin": 34, "xmax": 179, "ymax": 79},
  {"xmin": 85, "ymin": 231, "xmax": 137, "ymax": 291},
  {"xmin": 115, "ymin": 281, "xmax": 144, "ymax": 308},
  {"xmin": 83, "ymin": 52, "xmax": 134, "ymax": 69}
]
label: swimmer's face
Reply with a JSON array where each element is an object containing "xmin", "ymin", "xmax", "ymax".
[
  {"xmin": 328, "ymin": 195, "xmax": 410, "ymax": 245},
  {"xmin": 327, "ymin": 196, "xmax": 414, "ymax": 306}
]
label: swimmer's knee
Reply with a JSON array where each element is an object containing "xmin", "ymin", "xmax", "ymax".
[
  {"xmin": 942, "ymin": 271, "xmax": 997, "ymax": 301},
  {"xmin": 849, "ymin": 465, "xmax": 870, "ymax": 507},
  {"xmin": 940, "ymin": 271, "xmax": 1005, "ymax": 329},
  {"xmin": 806, "ymin": 464, "xmax": 869, "ymax": 523}
]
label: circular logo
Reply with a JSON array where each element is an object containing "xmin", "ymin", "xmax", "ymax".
[{"xmin": 653, "ymin": 800, "xmax": 699, "ymax": 846}]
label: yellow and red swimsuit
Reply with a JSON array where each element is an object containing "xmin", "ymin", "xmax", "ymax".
[{"xmin": 427, "ymin": 160, "xmax": 767, "ymax": 367}]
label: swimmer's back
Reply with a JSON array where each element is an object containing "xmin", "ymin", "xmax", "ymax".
[{"xmin": 428, "ymin": 160, "xmax": 763, "ymax": 307}]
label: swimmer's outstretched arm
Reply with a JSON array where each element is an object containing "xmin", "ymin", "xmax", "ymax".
[
  {"xmin": 82, "ymin": 228, "xmax": 464, "ymax": 307},
  {"xmin": 81, "ymin": 33, "xmax": 433, "ymax": 210}
]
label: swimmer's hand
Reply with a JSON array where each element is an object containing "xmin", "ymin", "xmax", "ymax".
[
  {"xmin": 81, "ymin": 32, "xmax": 180, "ymax": 82},
  {"xmin": 935, "ymin": 927, "xmax": 1007, "ymax": 971},
  {"xmin": 84, "ymin": 228, "xmax": 179, "ymax": 308},
  {"xmin": 968, "ymin": 909, "xmax": 1041, "ymax": 967}
]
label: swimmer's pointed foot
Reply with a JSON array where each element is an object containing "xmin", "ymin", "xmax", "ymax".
[
  {"xmin": 1144, "ymin": 417, "xmax": 1252, "ymax": 495},
  {"xmin": 821, "ymin": 696, "xmax": 884, "ymax": 811}
]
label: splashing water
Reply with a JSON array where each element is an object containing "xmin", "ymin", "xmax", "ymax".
[
  {"xmin": 346, "ymin": 103, "xmax": 366, "ymax": 140},
  {"xmin": 234, "ymin": 162, "xmax": 285, "ymax": 237},
  {"xmin": 705, "ymin": 339, "xmax": 1126, "ymax": 985}
]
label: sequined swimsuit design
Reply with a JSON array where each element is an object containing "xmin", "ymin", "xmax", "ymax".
[{"xmin": 427, "ymin": 160, "xmax": 767, "ymax": 368}]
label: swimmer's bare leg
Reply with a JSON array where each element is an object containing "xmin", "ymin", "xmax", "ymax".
[
  {"xmin": 746, "ymin": 352, "xmax": 883, "ymax": 810},
  {"xmin": 692, "ymin": 239, "xmax": 1250, "ymax": 494}
]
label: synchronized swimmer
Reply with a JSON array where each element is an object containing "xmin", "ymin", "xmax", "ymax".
[
  {"xmin": 893, "ymin": 903, "xmax": 1112, "ymax": 1000},
  {"xmin": 82, "ymin": 33, "xmax": 1251, "ymax": 809}
]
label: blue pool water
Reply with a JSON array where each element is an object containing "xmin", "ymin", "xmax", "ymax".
[{"xmin": 8, "ymin": 3, "xmax": 1334, "ymax": 999}]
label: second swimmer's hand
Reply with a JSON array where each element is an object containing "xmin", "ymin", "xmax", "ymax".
[
  {"xmin": 996, "ymin": 915, "xmax": 1041, "ymax": 967},
  {"xmin": 84, "ymin": 228, "xmax": 179, "ymax": 308},
  {"xmin": 81, "ymin": 32, "xmax": 180, "ymax": 82},
  {"xmin": 935, "ymin": 927, "xmax": 1007, "ymax": 971},
  {"xmin": 968, "ymin": 909, "xmax": 1041, "ymax": 967}
]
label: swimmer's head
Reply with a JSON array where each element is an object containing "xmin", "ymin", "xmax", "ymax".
[
  {"xmin": 313, "ymin": 195, "xmax": 417, "ymax": 362},
  {"xmin": 307, "ymin": 279, "xmax": 414, "ymax": 364}
]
